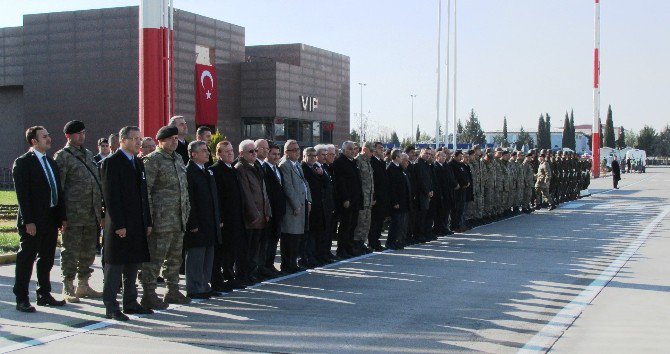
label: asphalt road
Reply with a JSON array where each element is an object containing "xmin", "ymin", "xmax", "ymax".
[{"xmin": 1, "ymin": 167, "xmax": 668, "ymax": 353}]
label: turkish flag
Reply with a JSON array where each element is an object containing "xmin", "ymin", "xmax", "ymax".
[{"xmin": 195, "ymin": 64, "xmax": 218, "ymax": 126}]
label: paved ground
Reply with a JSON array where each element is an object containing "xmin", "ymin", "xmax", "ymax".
[{"xmin": 0, "ymin": 168, "xmax": 668, "ymax": 353}]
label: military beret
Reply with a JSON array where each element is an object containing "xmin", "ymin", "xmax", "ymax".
[
  {"xmin": 511, "ymin": 151, "xmax": 517, "ymax": 156},
  {"xmin": 495, "ymin": 147, "xmax": 503, "ymax": 152},
  {"xmin": 539, "ymin": 154, "xmax": 546, "ymax": 158},
  {"xmin": 63, "ymin": 120, "xmax": 85, "ymax": 134},
  {"xmin": 468, "ymin": 149, "xmax": 476, "ymax": 155},
  {"xmin": 502, "ymin": 150, "xmax": 510, "ymax": 155},
  {"xmin": 526, "ymin": 152, "xmax": 533, "ymax": 157},
  {"xmin": 156, "ymin": 126, "xmax": 179, "ymax": 140},
  {"xmin": 485, "ymin": 148, "xmax": 492, "ymax": 154},
  {"xmin": 453, "ymin": 150, "xmax": 463, "ymax": 157}
]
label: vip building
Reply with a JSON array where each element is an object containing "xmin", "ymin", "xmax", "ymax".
[{"xmin": 0, "ymin": 6, "xmax": 350, "ymax": 168}]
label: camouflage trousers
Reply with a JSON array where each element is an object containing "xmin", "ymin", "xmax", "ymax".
[
  {"xmin": 61, "ymin": 224, "xmax": 99, "ymax": 282},
  {"xmin": 535, "ymin": 185, "xmax": 550, "ymax": 205},
  {"xmin": 516, "ymin": 186, "xmax": 524, "ymax": 207},
  {"xmin": 483, "ymin": 188, "xmax": 495, "ymax": 217},
  {"xmin": 523, "ymin": 187, "xmax": 533, "ymax": 206},
  {"xmin": 510, "ymin": 187, "xmax": 518, "ymax": 208},
  {"xmin": 354, "ymin": 208, "xmax": 371, "ymax": 242},
  {"xmin": 141, "ymin": 230, "xmax": 183, "ymax": 290}
]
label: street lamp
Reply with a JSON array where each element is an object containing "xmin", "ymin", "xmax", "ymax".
[
  {"xmin": 358, "ymin": 82, "xmax": 366, "ymax": 143},
  {"xmin": 410, "ymin": 94, "xmax": 417, "ymax": 143}
]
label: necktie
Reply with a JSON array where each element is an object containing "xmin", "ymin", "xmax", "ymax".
[
  {"xmin": 130, "ymin": 157, "xmax": 136, "ymax": 170},
  {"xmin": 42, "ymin": 156, "xmax": 58, "ymax": 206},
  {"xmin": 273, "ymin": 165, "xmax": 281, "ymax": 185}
]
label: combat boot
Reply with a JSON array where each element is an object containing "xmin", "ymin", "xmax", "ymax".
[
  {"xmin": 163, "ymin": 286, "xmax": 191, "ymax": 305},
  {"xmin": 62, "ymin": 279, "xmax": 80, "ymax": 303},
  {"xmin": 141, "ymin": 289, "xmax": 169, "ymax": 310},
  {"xmin": 75, "ymin": 279, "xmax": 103, "ymax": 298}
]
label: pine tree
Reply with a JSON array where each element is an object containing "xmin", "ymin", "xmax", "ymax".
[
  {"xmin": 350, "ymin": 129, "xmax": 360, "ymax": 143},
  {"xmin": 598, "ymin": 118, "xmax": 604, "ymax": 148},
  {"xmin": 604, "ymin": 105, "xmax": 615, "ymax": 148},
  {"xmin": 616, "ymin": 127, "xmax": 626, "ymax": 149},
  {"xmin": 456, "ymin": 120, "xmax": 465, "ymax": 144},
  {"xmin": 545, "ymin": 113, "xmax": 552, "ymax": 149},
  {"xmin": 415, "ymin": 125, "xmax": 421, "ymax": 143},
  {"xmin": 569, "ymin": 110, "xmax": 576, "ymax": 150},
  {"xmin": 537, "ymin": 114, "xmax": 546, "ymax": 149},
  {"xmin": 462, "ymin": 109, "xmax": 487, "ymax": 145},
  {"xmin": 502, "ymin": 116, "xmax": 509, "ymax": 147},
  {"xmin": 390, "ymin": 131, "xmax": 400, "ymax": 145},
  {"xmin": 562, "ymin": 112, "xmax": 570, "ymax": 149}
]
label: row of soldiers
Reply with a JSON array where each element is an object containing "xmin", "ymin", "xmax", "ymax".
[{"xmin": 460, "ymin": 146, "xmax": 592, "ymax": 227}]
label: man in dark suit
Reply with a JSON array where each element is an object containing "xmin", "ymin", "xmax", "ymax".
[
  {"xmin": 169, "ymin": 115, "xmax": 190, "ymax": 165},
  {"xmin": 262, "ymin": 144, "xmax": 286, "ymax": 274},
  {"xmin": 185, "ymin": 141, "xmax": 222, "ymax": 299},
  {"xmin": 413, "ymin": 148, "xmax": 434, "ymax": 242},
  {"xmin": 449, "ymin": 151, "xmax": 469, "ymax": 232},
  {"xmin": 386, "ymin": 150, "xmax": 412, "ymax": 250},
  {"xmin": 611, "ymin": 155, "xmax": 621, "ymax": 189},
  {"xmin": 368, "ymin": 142, "xmax": 390, "ymax": 251},
  {"xmin": 12, "ymin": 126, "xmax": 68, "ymax": 313},
  {"xmin": 434, "ymin": 150, "xmax": 457, "ymax": 235},
  {"xmin": 94, "ymin": 137, "xmax": 111, "ymax": 163},
  {"xmin": 100, "ymin": 126, "xmax": 153, "ymax": 321},
  {"xmin": 210, "ymin": 141, "xmax": 247, "ymax": 292},
  {"xmin": 332, "ymin": 141, "xmax": 363, "ymax": 258},
  {"xmin": 301, "ymin": 147, "xmax": 329, "ymax": 267},
  {"xmin": 313, "ymin": 145, "xmax": 335, "ymax": 264}
]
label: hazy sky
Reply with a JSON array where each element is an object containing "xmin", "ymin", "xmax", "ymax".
[{"xmin": 2, "ymin": 1, "xmax": 668, "ymax": 139}]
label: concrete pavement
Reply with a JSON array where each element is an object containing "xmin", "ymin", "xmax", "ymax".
[{"xmin": 0, "ymin": 168, "xmax": 667, "ymax": 353}]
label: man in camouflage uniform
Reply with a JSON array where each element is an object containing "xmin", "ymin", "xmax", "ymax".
[
  {"xmin": 141, "ymin": 126, "xmax": 191, "ymax": 309},
  {"xmin": 54, "ymin": 120, "xmax": 104, "ymax": 303},
  {"xmin": 509, "ymin": 152, "xmax": 520, "ymax": 213},
  {"xmin": 480, "ymin": 148, "xmax": 496, "ymax": 221},
  {"xmin": 522, "ymin": 153, "xmax": 535, "ymax": 213},
  {"xmin": 535, "ymin": 154, "xmax": 555, "ymax": 210},
  {"xmin": 353, "ymin": 142, "xmax": 375, "ymax": 255},
  {"xmin": 493, "ymin": 148, "xmax": 505, "ymax": 218},
  {"xmin": 514, "ymin": 152, "xmax": 525, "ymax": 213},
  {"xmin": 468, "ymin": 146, "xmax": 483, "ymax": 223}
]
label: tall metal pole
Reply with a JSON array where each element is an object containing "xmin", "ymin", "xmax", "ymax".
[
  {"xmin": 592, "ymin": 0, "xmax": 601, "ymax": 178},
  {"xmin": 451, "ymin": 0, "xmax": 458, "ymax": 150},
  {"xmin": 358, "ymin": 82, "xmax": 366, "ymax": 143},
  {"xmin": 445, "ymin": 0, "xmax": 451, "ymax": 148},
  {"xmin": 411, "ymin": 94, "xmax": 417, "ymax": 143},
  {"xmin": 435, "ymin": 0, "xmax": 442, "ymax": 149}
]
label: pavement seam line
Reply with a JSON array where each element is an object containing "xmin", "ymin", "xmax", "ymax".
[{"xmin": 518, "ymin": 204, "xmax": 670, "ymax": 354}]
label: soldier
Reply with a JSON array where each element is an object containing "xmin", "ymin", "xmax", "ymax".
[
  {"xmin": 54, "ymin": 120, "xmax": 104, "ymax": 303},
  {"xmin": 508, "ymin": 151, "xmax": 520, "ymax": 213},
  {"xmin": 514, "ymin": 152, "xmax": 525, "ymax": 213},
  {"xmin": 522, "ymin": 152, "xmax": 535, "ymax": 212},
  {"xmin": 535, "ymin": 154, "xmax": 555, "ymax": 210},
  {"xmin": 467, "ymin": 146, "xmax": 483, "ymax": 224},
  {"xmin": 140, "ymin": 126, "xmax": 191, "ymax": 310},
  {"xmin": 480, "ymin": 148, "xmax": 496, "ymax": 221},
  {"xmin": 353, "ymin": 142, "xmax": 375, "ymax": 255},
  {"xmin": 493, "ymin": 148, "xmax": 505, "ymax": 218}
]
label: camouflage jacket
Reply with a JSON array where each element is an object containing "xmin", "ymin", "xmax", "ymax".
[
  {"xmin": 480, "ymin": 159, "xmax": 495, "ymax": 190},
  {"xmin": 494, "ymin": 159, "xmax": 506, "ymax": 191},
  {"xmin": 522, "ymin": 160, "xmax": 535, "ymax": 188},
  {"xmin": 508, "ymin": 160, "xmax": 519, "ymax": 190},
  {"xmin": 469, "ymin": 159, "xmax": 481, "ymax": 197},
  {"xmin": 355, "ymin": 154, "xmax": 375, "ymax": 208},
  {"xmin": 53, "ymin": 144, "xmax": 103, "ymax": 226},
  {"xmin": 535, "ymin": 161, "xmax": 550, "ymax": 187},
  {"xmin": 143, "ymin": 147, "xmax": 190, "ymax": 233}
]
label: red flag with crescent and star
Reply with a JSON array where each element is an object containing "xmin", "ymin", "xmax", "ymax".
[{"xmin": 195, "ymin": 64, "xmax": 218, "ymax": 126}]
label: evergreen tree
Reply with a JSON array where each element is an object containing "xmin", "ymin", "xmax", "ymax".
[
  {"xmin": 562, "ymin": 112, "xmax": 570, "ymax": 149},
  {"xmin": 516, "ymin": 126, "xmax": 534, "ymax": 150},
  {"xmin": 615, "ymin": 126, "xmax": 626, "ymax": 149},
  {"xmin": 604, "ymin": 105, "xmax": 615, "ymax": 148},
  {"xmin": 537, "ymin": 114, "xmax": 546, "ymax": 149},
  {"xmin": 598, "ymin": 118, "xmax": 604, "ymax": 148},
  {"xmin": 456, "ymin": 120, "xmax": 465, "ymax": 144},
  {"xmin": 415, "ymin": 125, "xmax": 421, "ymax": 143},
  {"xmin": 390, "ymin": 131, "xmax": 400, "ymax": 146},
  {"xmin": 636, "ymin": 125, "xmax": 657, "ymax": 155},
  {"xmin": 462, "ymin": 109, "xmax": 487, "ymax": 145},
  {"xmin": 569, "ymin": 110, "xmax": 576, "ymax": 150},
  {"xmin": 502, "ymin": 116, "xmax": 509, "ymax": 147},
  {"xmin": 654, "ymin": 125, "xmax": 670, "ymax": 157},
  {"xmin": 350, "ymin": 129, "xmax": 360, "ymax": 143},
  {"xmin": 545, "ymin": 113, "xmax": 552, "ymax": 149}
]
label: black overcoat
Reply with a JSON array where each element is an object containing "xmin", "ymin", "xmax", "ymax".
[{"xmin": 185, "ymin": 161, "xmax": 222, "ymax": 248}]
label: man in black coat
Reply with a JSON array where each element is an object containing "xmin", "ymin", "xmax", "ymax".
[
  {"xmin": 185, "ymin": 141, "xmax": 222, "ymax": 299},
  {"xmin": 368, "ymin": 142, "xmax": 390, "ymax": 251},
  {"xmin": 611, "ymin": 155, "xmax": 621, "ymax": 189},
  {"xmin": 434, "ymin": 150, "xmax": 457, "ymax": 235},
  {"xmin": 302, "ymin": 147, "xmax": 330, "ymax": 267},
  {"xmin": 100, "ymin": 126, "xmax": 153, "ymax": 321},
  {"xmin": 449, "ymin": 151, "xmax": 469, "ymax": 232},
  {"xmin": 413, "ymin": 148, "xmax": 435, "ymax": 242},
  {"xmin": 386, "ymin": 150, "xmax": 412, "ymax": 250},
  {"xmin": 262, "ymin": 144, "xmax": 286, "ymax": 274},
  {"xmin": 210, "ymin": 141, "xmax": 247, "ymax": 292},
  {"xmin": 314, "ymin": 145, "xmax": 335, "ymax": 263},
  {"xmin": 12, "ymin": 126, "xmax": 68, "ymax": 313},
  {"xmin": 332, "ymin": 141, "xmax": 363, "ymax": 258}
]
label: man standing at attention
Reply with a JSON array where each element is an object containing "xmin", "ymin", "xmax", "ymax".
[{"xmin": 53, "ymin": 120, "xmax": 104, "ymax": 303}]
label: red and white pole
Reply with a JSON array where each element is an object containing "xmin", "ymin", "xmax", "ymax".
[
  {"xmin": 592, "ymin": 0, "xmax": 601, "ymax": 178},
  {"xmin": 139, "ymin": 0, "xmax": 174, "ymax": 138}
]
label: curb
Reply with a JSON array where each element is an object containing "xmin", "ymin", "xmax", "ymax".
[{"xmin": 0, "ymin": 252, "xmax": 17, "ymax": 265}]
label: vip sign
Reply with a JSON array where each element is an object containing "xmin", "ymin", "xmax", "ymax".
[{"xmin": 300, "ymin": 96, "xmax": 319, "ymax": 112}]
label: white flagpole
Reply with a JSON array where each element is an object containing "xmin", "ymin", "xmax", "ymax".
[
  {"xmin": 451, "ymin": 0, "xmax": 458, "ymax": 149},
  {"xmin": 445, "ymin": 0, "xmax": 451, "ymax": 148},
  {"xmin": 435, "ymin": 0, "xmax": 442, "ymax": 149}
]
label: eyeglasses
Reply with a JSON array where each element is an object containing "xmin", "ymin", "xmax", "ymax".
[
  {"xmin": 286, "ymin": 148, "xmax": 299, "ymax": 152},
  {"xmin": 307, "ymin": 154, "xmax": 317, "ymax": 157},
  {"xmin": 246, "ymin": 149, "xmax": 258, "ymax": 154}
]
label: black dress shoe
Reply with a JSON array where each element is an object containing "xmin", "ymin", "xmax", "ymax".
[
  {"xmin": 36, "ymin": 295, "xmax": 66, "ymax": 307},
  {"xmin": 106, "ymin": 310, "xmax": 129, "ymax": 321},
  {"xmin": 16, "ymin": 301, "xmax": 36, "ymax": 313},
  {"xmin": 188, "ymin": 292, "xmax": 211, "ymax": 300},
  {"xmin": 124, "ymin": 305, "xmax": 153, "ymax": 315},
  {"xmin": 228, "ymin": 280, "xmax": 247, "ymax": 290},
  {"xmin": 209, "ymin": 290, "xmax": 225, "ymax": 297}
]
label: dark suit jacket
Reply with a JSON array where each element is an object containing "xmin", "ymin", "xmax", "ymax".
[
  {"xmin": 436, "ymin": 162, "xmax": 457, "ymax": 209},
  {"xmin": 414, "ymin": 158, "xmax": 434, "ymax": 211},
  {"xmin": 387, "ymin": 162, "xmax": 412, "ymax": 212},
  {"xmin": 463, "ymin": 164, "xmax": 474, "ymax": 202},
  {"xmin": 13, "ymin": 150, "xmax": 67, "ymax": 230},
  {"xmin": 100, "ymin": 150, "xmax": 151, "ymax": 264},
  {"xmin": 176, "ymin": 139, "xmax": 189, "ymax": 165},
  {"xmin": 612, "ymin": 160, "xmax": 621, "ymax": 180},
  {"xmin": 332, "ymin": 154, "xmax": 363, "ymax": 211},
  {"xmin": 185, "ymin": 161, "xmax": 222, "ymax": 248},
  {"xmin": 210, "ymin": 161, "xmax": 244, "ymax": 239},
  {"xmin": 235, "ymin": 160, "xmax": 271, "ymax": 229},
  {"xmin": 370, "ymin": 156, "xmax": 390, "ymax": 210},
  {"xmin": 449, "ymin": 159, "xmax": 468, "ymax": 203},
  {"xmin": 262, "ymin": 162, "xmax": 287, "ymax": 222},
  {"xmin": 302, "ymin": 162, "xmax": 332, "ymax": 233}
]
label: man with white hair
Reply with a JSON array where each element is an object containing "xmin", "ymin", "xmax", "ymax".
[{"xmin": 168, "ymin": 115, "xmax": 189, "ymax": 165}]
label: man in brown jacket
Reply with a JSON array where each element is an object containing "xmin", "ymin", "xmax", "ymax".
[{"xmin": 235, "ymin": 139, "xmax": 271, "ymax": 285}]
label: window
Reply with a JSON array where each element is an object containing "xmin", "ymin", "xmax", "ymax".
[
  {"xmin": 299, "ymin": 121, "xmax": 311, "ymax": 144},
  {"xmin": 243, "ymin": 118, "xmax": 272, "ymax": 140},
  {"xmin": 322, "ymin": 122, "xmax": 334, "ymax": 143},
  {"xmin": 312, "ymin": 122, "xmax": 321, "ymax": 144}
]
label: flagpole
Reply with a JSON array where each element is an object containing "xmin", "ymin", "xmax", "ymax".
[
  {"xmin": 592, "ymin": 0, "xmax": 601, "ymax": 178},
  {"xmin": 435, "ymin": 0, "xmax": 442, "ymax": 149},
  {"xmin": 445, "ymin": 0, "xmax": 451, "ymax": 148},
  {"xmin": 451, "ymin": 0, "xmax": 458, "ymax": 150}
]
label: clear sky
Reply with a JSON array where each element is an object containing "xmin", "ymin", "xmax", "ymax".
[{"xmin": 1, "ymin": 1, "xmax": 668, "ymax": 140}]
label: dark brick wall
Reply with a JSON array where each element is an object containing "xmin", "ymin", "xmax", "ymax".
[
  {"xmin": 0, "ymin": 87, "xmax": 24, "ymax": 169},
  {"xmin": 0, "ymin": 27, "xmax": 23, "ymax": 87}
]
